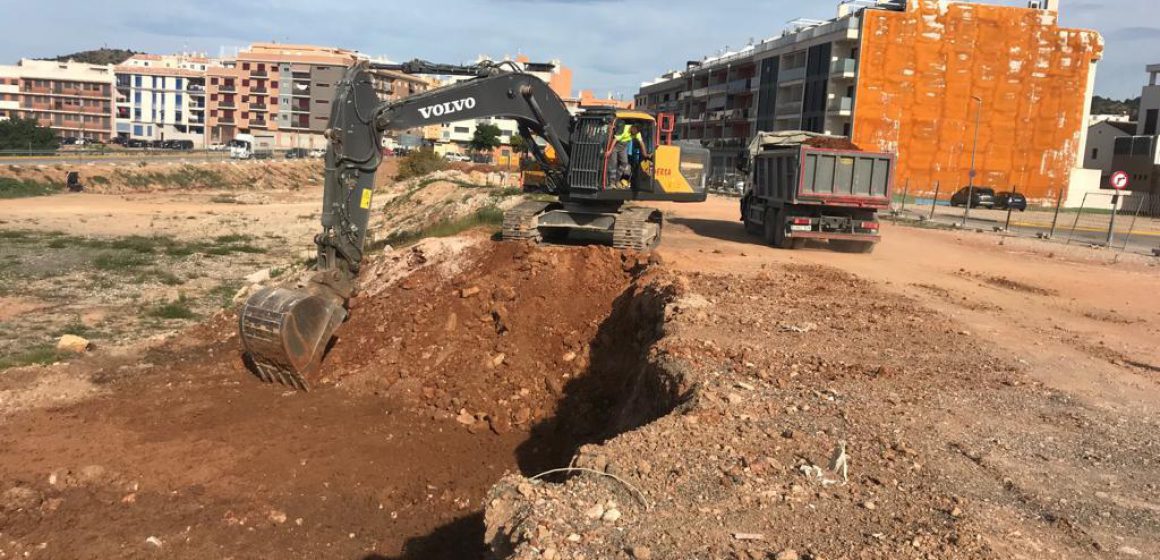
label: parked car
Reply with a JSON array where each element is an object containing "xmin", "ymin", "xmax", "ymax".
[
  {"xmin": 950, "ymin": 186, "xmax": 996, "ymax": 209},
  {"xmin": 163, "ymin": 140, "xmax": 194, "ymax": 150},
  {"xmin": 994, "ymin": 191, "xmax": 1027, "ymax": 212},
  {"xmin": 285, "ymin": 148, "xmax": 310, "ymax": 159},
  {"xmin": 443, "ymin": 153, "xmax": 471, "ymax": 162},
  {"xmin": 208, "ymin": 143, "xmax": 228, "ymax": 152},
  {"xmin": 309, "ymin": 148, "xmax": 326, "ymax": 158},
  {"xmin": 126, "ymin": 139, "xmax": 147, "ymax": 149},
  {"xmin": 111, "ymin": 136, "xmax": 127, "ymax": 146}
]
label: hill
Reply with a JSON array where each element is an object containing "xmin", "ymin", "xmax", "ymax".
[
  {"xmin": 1091, "ymin": 95, "xmax": 1140, "ymax": 119},
  {"xmin": 44, "ymin": 48, "xmax": 139, "ymax": 66}
]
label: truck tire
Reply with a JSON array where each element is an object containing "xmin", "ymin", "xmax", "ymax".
[
  {"xmin": 763, "ymin": 209, "xmax": 781, "ymax": 247},
  {"xmin": 831, "ymin": 240, "xmax": 876, "ymax": 254}
]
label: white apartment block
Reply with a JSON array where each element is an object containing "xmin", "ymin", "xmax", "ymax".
[{"xmin": 115, "ymin": 54, "xmax": 217, "ymax": 146}]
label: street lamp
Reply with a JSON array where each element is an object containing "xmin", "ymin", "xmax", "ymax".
[{"xmin": 962, "ymin": 95, "xmax": 983, "ymax": 228}]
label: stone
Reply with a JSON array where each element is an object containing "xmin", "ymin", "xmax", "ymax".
[
  {"xmin": 585, "ymin": 503, "xmax": 605, "ymax": 519},
  {"xmin": 775, "ymin": 550, "xmax": 800, "ymax": 560},
  {"xmin": 562, "ymin": 351, "xmax": 577, "ymax": 363},
  {"xmin": 2, "ymin": 486, "xmax": 43, "ymax": 511},
  {"xmin": 145, "ymin": 536, "xmax": 163, "ymax": 548},
  {"xmin": 268, "ymin": 510, "xmax": 288, "ymax": 524},
  {"xmin": 629, "ymin": 545, "xmax": 653, "ymax": 559},
  {"xmin": 460, "ymin": 287, "xmax": 481, "ymax": 298},
  {"xmin": 602, "ymin": 508, "xmax": 622, "ymax": 523},
  {"xmin": 57, "ymin": 334, "xmax": 91, "ymax": 354},
  {"xmin": 862, "ymin": 501, "xmax": 877, "ymax": 511},
  {"xmin": 245, "ymin": 269, "xmax": 271, "ymax": 284},
  {"xmin": 1117, "ymin": 546, "xmax": 1142, "ymax": 556},
  {"xmin": 456, "ymin": 410, "xmax": 476, "ymax": 425},
  {"xmin": 566, "ymin": 533, "xmax": 582, "ymax": 543}
]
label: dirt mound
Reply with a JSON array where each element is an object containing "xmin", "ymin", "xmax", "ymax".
[
  {"xmin": 367, "ymin": 169, "xmax": 522, "ymax": 246},
  {"xmin": 0, "ymin": 159, "xmax": 323, "ymax": 194},
  {"xmin": 803, "ymin": 136, "xmax": 862, "ymax": 150},
  {"xmin": 325, "ymin": 241, "xmax": 671, "ymax": 455}
]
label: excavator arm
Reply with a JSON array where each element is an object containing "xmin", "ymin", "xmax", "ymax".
[{"xmin": 240, "ymin": 61, "xmax": 574, "ymax": 389}]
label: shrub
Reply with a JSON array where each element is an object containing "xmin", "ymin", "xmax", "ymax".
[{"xmin": 396, "ymin": 150, "xmax": 446, "ymax": 181}]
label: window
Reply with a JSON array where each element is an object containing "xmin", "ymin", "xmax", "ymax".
[
  {"xmin": 133, "ymin": 124, "xmax": 143, "ymax": 135},
  {"xmin": 1145, "ymin": 109, "xmax": 1159, "ymax": 136},
  {"xmin": 134, "ymin": 91, "xmax": 142, "ymax": 104},
  {"xmin": 135, "ymin": 75, "xmax": 142, "ymax": 88},
  {"xmin": 176, "ymin": 78, "xmax": 183, "ymax": 90},
  {"xmin": 1092, "ymin": 148, "xmax": 1099, "ymax": 159},
  {"xmin": 454, "ymin": 127, "xmax": 470, "ymax": 133}
]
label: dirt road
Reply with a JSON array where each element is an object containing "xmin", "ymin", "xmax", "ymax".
[{"xmin": 0, "ymin": 195, "xmax": 1157, "ymax": 559}]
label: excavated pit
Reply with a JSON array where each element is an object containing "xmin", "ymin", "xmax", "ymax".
[{"xmin": 322, "ymin": 239, "xmax": 689, "ymax": 558}]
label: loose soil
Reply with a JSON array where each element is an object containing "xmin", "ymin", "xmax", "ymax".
[{"xmin": 0, "ymin": 194, "xmax": 1157, "ymax": 559}]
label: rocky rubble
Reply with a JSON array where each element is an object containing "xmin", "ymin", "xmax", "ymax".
[{"xmin": 482, "ymin": 265, "xmax": 1021, "ymax": 559}]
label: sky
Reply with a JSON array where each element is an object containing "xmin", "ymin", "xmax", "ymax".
[{"xmin": 1, "ymin": 0, "xmax": 1154, "ymax": 100}]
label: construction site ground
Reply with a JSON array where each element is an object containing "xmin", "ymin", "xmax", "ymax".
[{"xmin": 0, "ymin": 187, "xmax": 1157, "ymax": 559}]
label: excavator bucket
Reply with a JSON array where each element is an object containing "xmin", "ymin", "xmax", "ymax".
[{"xmin": 238, "ymin": 286, "xmax": 347, "ymax": 390}]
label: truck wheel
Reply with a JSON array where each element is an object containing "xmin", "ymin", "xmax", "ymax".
[
  {"xmin": 831, "ymin": 240, "xmax": 876, "ymax": 254},
  {"xmin": 762, "ymin": 209, "xmax": 781, "ymax": 247},
  {"xmin": 790, "ymin": 238, "xmax": 807, "ymax": 250}
]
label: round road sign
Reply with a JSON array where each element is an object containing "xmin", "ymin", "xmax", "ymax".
[{"xmin": 1110, "ymin": 171, "xmax": 1130, "ymax": 190}]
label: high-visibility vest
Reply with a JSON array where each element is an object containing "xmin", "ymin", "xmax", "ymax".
[{"xmin": 616, "ymin": 124, "xmax": 643, "ymax": 145}]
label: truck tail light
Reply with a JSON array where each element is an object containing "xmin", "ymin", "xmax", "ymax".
[
  {"xmin": 790, "ymin": 217, "xmax": 812, "ymax": 226},
  {"xmin": 860, "ymin": 221, "xmax": 880, "ymax": 231}
]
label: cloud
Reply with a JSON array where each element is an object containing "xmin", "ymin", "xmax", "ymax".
[
  {"xmin": 1111, "ymin": 26, "xmax": 1160, "ymax": 41},
  {"xmin": 0, "ymin": 0, "xmax": 1153, "ymax": 99}
]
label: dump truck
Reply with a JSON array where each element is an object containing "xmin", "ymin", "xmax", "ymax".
[{"xmin": 739, "ymin": 131, "xmax": 894, "ymax": 253}]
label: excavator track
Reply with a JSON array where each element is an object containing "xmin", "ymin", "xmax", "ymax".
[
  {"xmin": 612, "ymin": 207, "xmax": 664, "ymax": 251},
  {"xmin": 502, "ymin": 200, "xmax": 554, "ymax": 241}
]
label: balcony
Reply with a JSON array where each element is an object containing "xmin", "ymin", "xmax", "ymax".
[
  {"xmin": 218, "ymin": 117, "xmax": 235, "ymax": 125},
  {"xmin": 830, "ymin": 58, "xmax": 857, "ymax": 78},
  {"xmin": 828, "ymin": 96, "xmax": 853, "ymax": 116},
  {"xmin": 217, "ymin": 102, "xmax": 237, "ymax": 109},
  {"xmin": 726, "ymin": 79, "xmax": 752, "ymax": 94},
  {"xmin": 251, "ymin": 70, "xmax": 269, "ymax": 78},
  {"xmin": 776, "ymin": 101, "xmax": 803, "ymax": 116},
  {"xmin": 251, "ymin": 103, "xmax": 268, "ymax": 111},
  {"xmin": 778, "ymin": 66, "xmax": 807, "ymax": 83},
  {"xmin": 218, "ymin": 85, "xmax": 237, "ymax": 93}
]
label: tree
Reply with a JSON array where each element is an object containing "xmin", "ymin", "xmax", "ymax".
[
  {"xmin": 0, "ymin": 118, "xmax": 59, "ymax": 151},
  {"xmin": 395, "ymin": 149, "xmax": 446, "ymax": 180},
  {"xmin": 509, "ymin": 134, "xmax": 529, "ymax": 155},
  {"xmin": 1091, "ymin": 95, "xmax": 1141, "ymax": 120},
  {"xmin": 469, "ymin": 123, "xmax": 503, "ymax": 158}
]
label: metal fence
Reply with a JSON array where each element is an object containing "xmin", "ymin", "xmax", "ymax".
[{"xmin": 891, "ymin": 182, "xmax": 1160, "ymax": 257}]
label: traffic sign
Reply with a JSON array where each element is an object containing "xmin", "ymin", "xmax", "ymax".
[{"xmin": 1110, "ymin": 171, "xmax": 1130, "ymax": 190}]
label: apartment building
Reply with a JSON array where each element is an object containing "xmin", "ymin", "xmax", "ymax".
[
  {"xmin": 636, "ymin": 0, "xmax": 1104, "ymax": 204},
  {"xmin": 206, "ymin": 43, "xmax": 432, "ymax": 149},
  {"xmin": 115, "ymin": 54, "xmax": 216, "ymax": 146},
  {"xmin": 1108, "ymin": 64, "xmax": 1160, "ymax": 216},
  {"xmin": 0, "ymin": 59, "xmax": 116, "ymax": 142},
  {"xmin": 1140, "ymin": 64, "xmax": 1160, "ymax": 136}
]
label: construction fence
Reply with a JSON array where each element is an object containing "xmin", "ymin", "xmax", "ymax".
[{"xmin": 891, "ymin": 185, "xmax": 1160, "ymax": 257}]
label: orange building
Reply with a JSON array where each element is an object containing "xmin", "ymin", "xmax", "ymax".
[
  {"xmin": 637, "ymin": 0, "xmax": 1104, "ymax": 203},
  {"xmin": 853, "ymin": 0, "xmax": 1103, "ymax": 202}
]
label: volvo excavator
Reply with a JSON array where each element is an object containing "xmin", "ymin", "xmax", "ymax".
[{"xmin": 239, "ymin": 60, "xmax": 709, "ymax": 389}]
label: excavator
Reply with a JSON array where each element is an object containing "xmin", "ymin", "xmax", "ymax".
[{"xmin": 239, "ymin": 60, "xmax": 709, "ymax": 389}]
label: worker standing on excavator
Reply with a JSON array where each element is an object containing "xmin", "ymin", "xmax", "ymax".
[{"xmin": 614, "ymin": 123, "xmax": 650, "ymax": 187}]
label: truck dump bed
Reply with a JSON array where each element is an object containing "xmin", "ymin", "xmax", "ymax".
[{"xmin": 752, "ymin": 145, "xmax": 894, "ymax": 208}]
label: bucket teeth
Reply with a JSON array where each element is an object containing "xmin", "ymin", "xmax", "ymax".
[{"xmin": 239, "ymin": 286, "xmax": 342, "ymax": 392}]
